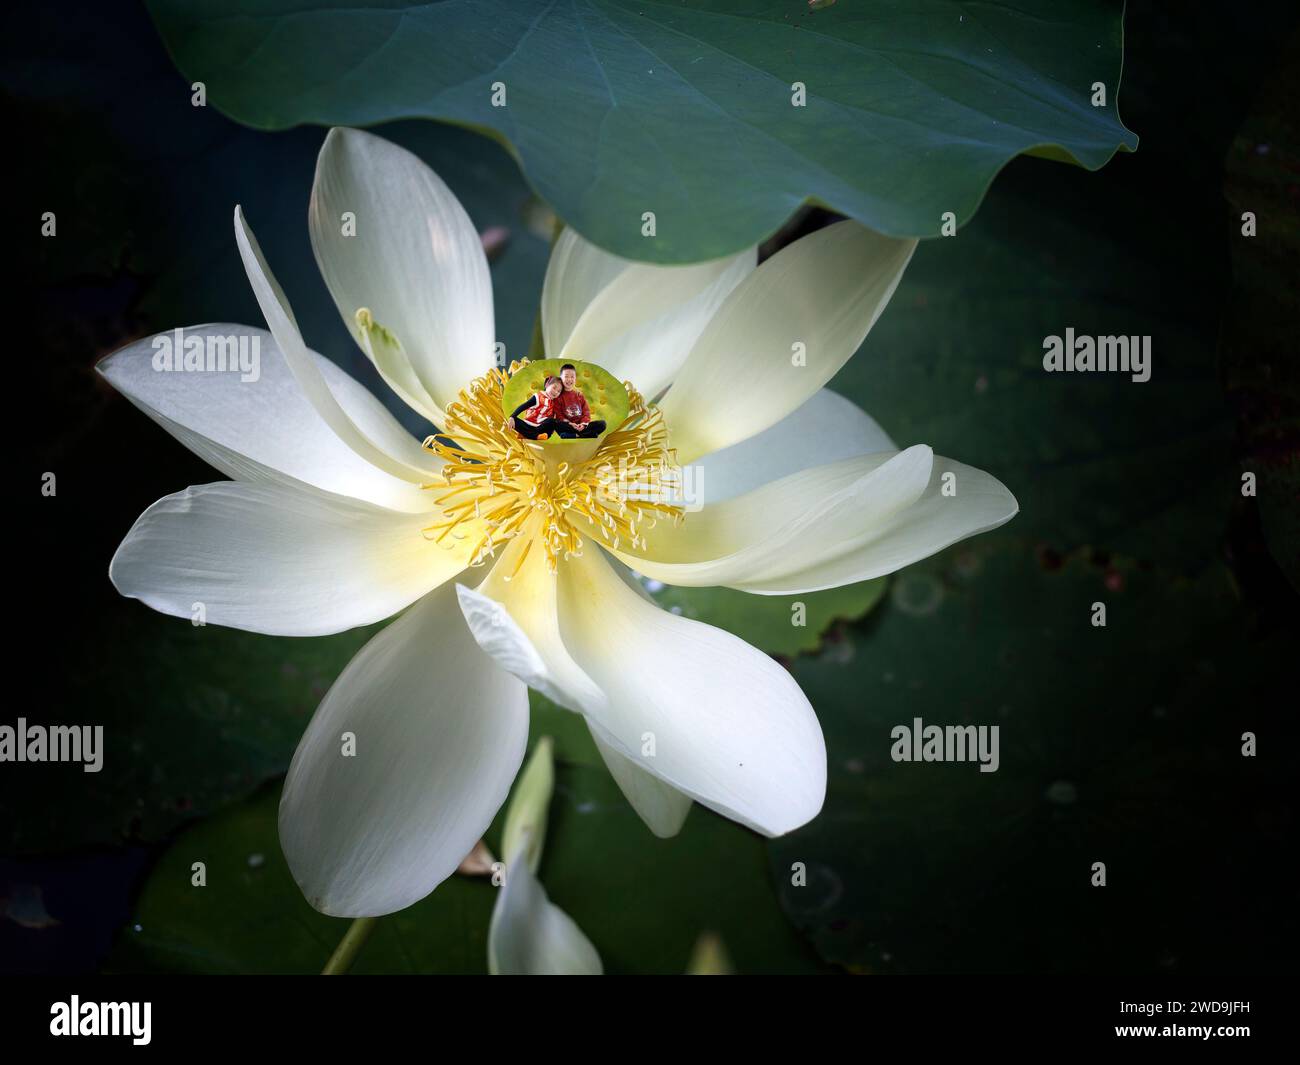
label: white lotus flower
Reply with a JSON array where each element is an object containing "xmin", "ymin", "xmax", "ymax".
[{"xmin": 99, "ymin": 127, "xmax": 1017, "ymax": 918}]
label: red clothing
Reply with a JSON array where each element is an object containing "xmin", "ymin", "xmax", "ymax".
[
  {"xmin": 518, "ymin": 390, "xmax": 559, "ymax": 426},
  {"xmin": 558, "ymin": 388, "xmax": 591, "ymax": 428}
]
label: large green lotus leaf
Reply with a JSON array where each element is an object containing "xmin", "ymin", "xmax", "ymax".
[
  {"xmin": 145, "ymin": 0, "xmax": 1137, "ymax": 262},
  {"xmin": 767, "ymin": 542, "xmax": 1291, "ymax": 973},
  {"xmin": 831, "ymin": 155, "xmax": 1234, "ymax": 568},
  {"xmin": 107, "ymin": 762, "xmax": 826, "ymax": 974}
]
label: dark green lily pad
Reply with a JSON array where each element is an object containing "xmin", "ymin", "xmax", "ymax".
[{"xmin": 107, "ymin": 761, "xmax": 827, "ymax": 974}]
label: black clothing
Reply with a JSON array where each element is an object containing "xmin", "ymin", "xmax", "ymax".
[
  {"xmin": 514, "ymin": 416, "xmax": 567, "ymax": 439},
  {"xmin": 511, "ymin": 395, "xmax": 606, "ymax": 439}
]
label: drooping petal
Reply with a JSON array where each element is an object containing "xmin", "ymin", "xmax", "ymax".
[
  {"xmin": 659, "ymin": 221, "xmax": 916, "ymax": 464},
  {"xmin": 97, "ymin": 325, "xmax": 434, "ymax": 513},
  {"xmin": 609, "ymin": 446, "xmax": 935, "ymax": 589},
  {"xmin": 458, "ymin": 545, "xmax": 694, "ymax": 838},
  {"xmin": 616, "ymin": 451, "xmax": 1018, "ymax": 594},
  {"xmin": 543, "ymin": 228, "xmax": 755, "ymax": 400},
  {"xmin": 588, "ymin": 724, "xmax": 692, "ymax": 839},
  {"xmin": 456, "ymin": 527, "xmax": 606, "ymax": 716},
  {"xmin": 309, "ymin": 127, "xmax": 495, "ymax": 423},
  {"xmin": 558, "ymin": 547, "xmax": 826, "ymax": 837},
  {"xmin": 692, "ymin": 387, "xmax": 895, "ymax": 504},
  {"xmin": 110, "ymin": 480, "xmax": 474, "ymax": 636},
  {"xmin": 488, "ymin": 843, "xmax": 603, "ymax": 976},
  {"xmin": 279, "ymin": 584, "xmax": 529, "ymax": 917},
  {"xmin": 235, "ymin": 204, "xmax": 432, "ymax": 482}
]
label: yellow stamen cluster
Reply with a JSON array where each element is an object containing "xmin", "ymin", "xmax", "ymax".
[{"xmin": 421, "ymin": 360, "xmax": 684, "ymax": 574}]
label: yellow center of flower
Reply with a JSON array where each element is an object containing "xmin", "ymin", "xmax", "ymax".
[{"xmin": 421, "ymin": 359, "xmax": 684, "ymax": 575}]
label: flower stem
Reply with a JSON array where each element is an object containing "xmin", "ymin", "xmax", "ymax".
[{"xmin": 321, "ymin": 917, "xmax": 378, "ymax": 975}]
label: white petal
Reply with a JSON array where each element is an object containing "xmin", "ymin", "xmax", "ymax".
[
  {"xmin": 488, "ymin": 847, "xmax": 603, "ymax": 975},
  {"xmin": 110, "ymin": 480, "xmax": 474, "ymax": 636},
  {"xmin": 309, "ymin": 127, "xmax": 495, "ymax": 422},
  {"xmin": 97, "ymin": 325, "xmax": 434, "ymax": 513},
  {"xmin": 235, "ymin": 204, "xmax": 432, "ymax": 482},
  {"xmin": 659, "ymin": 221, "xmax": 916, "ymax": 463},
  {"xmin": 543, "ymin": 229, "xmax": 755, "ymax": 400},
  {"xmin": 456, "ymin": 528, "xmax": 606, "ymax": 716},
  {"xmin": 693, "ymin": 388, "xmax": 895, "ymax": 503},
  {"xmin": 541, "ymin": 228, "xmax": 630, "ymax": 358},
  {"xmin": 559, "ymin": 547, "xmax": 825, "ymax": 837},
  {"xmin": 609, "ymin": 446, "xmax": 936, "ymax": 589},
  {"xmin": 588, "ymin": 724, "xmax": 692, "ymax": 838},
  {"xmin": 458, "ymin": 545, "xmax": 692, "ymax": 838},
  {"xmin": 727, "ymin": 456, "xmax": 1019, "ymax": 594},
  {"xmin": 280, "ymin": 584, "xmax": 529, "ymax": 917}
]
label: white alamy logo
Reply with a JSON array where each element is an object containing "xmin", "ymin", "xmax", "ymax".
[
  {"xmin": 1042, "ymin": 328, "xmax": 1151, "ymax": 382},
  {"xmin": 50, "ymin": 997, "xmax": 151, "ymax": 1045},
  {"xmin": 890, "ymin": 717, "xmax": 1000, "ymax": 773},
  {"xmin": 0, "ymin": 718, "xmax": 103, "ymax": 772},
  {"xmin": 151, "ymin": 327, "xmax": 261, "ymax": 382}
]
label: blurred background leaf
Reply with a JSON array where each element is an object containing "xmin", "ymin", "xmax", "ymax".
[
  {"xmin": 828, "ymin": 156, "xmax": 1233, "ymax": 570},
  {"xmin": 146, "ymin": 0, "xmax": 1136, "ymax": 262},
  {"xmin": 109, "ymin": 748, "xmax": 828, "ymax": 974},
  {"xmin": 649, "ymin": 577, "xmax": 886, "ymax": 658},
  {"xmin": 768, "ymin": 547, "xmax": 1291, "ymax": 973}
]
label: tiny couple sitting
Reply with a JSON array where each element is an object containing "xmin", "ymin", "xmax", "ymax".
[{"xmin": 509, "ymin": 363, "xmax": 607, "ymax": 440}]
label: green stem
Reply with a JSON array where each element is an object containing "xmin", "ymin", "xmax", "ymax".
[{"xmin": 321, "ymin": 917, "xmax": 378, "ymax": 975}]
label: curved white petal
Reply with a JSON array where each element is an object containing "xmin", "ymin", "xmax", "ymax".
[
  {"xmin": 558, "ymin": 547, "xmax": 825, "ymax": 837},
  {"xmin": 541, "ymin": 228, "xmax": 630, "ymax": 358},
  {"xmin": 235, "ymin": 204, "xmax": 432, "ymax": 482},
  {"xmin": 588, "ymin": 724, "xmax": 692, "ymax": 839},
  {"xmin": 309, "ymin": 127, "xmax": 495, "ymax": 422},
  {"xmin": 726, "ymin": 456, "xmax": 1020, "ymax": 594},
  {"xmin": 693, "ymin": 388, "xmax": 896, "ymax": 504},
  {"xmin": 110, "ymin": 480, "xmax": 474, "ymax": 636},
  {"xmin": 457, "ymin": 544, "xmax": 693, "ymax": 839},
  {"xmin": 97, "ymin": 324, "xmax": 435, "ymax": 513},
  {"xmin": 543, "ymin": 229, "xmax": 755, "ymax": 400},
  {"xmin": 616, "ymin": 450, "xmax": 1017, "ymax": 593},
  {"xmin": 280, "ymin": 584, "xmax": 529, "ymax": 918},
  {"xmin": 610, "ymin": 446, "xmax": 935, "ymax": 589},
  {"xmin": 456, "ymin": 527, "xmax": 606, "ymax": 716},
  {"xmin": 659, "ymin": 221, "xmax": 916, "ymax": 463},
  {"xmin": 488, "ymin": 845, "xmax": 603, "ymax": 976}
]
